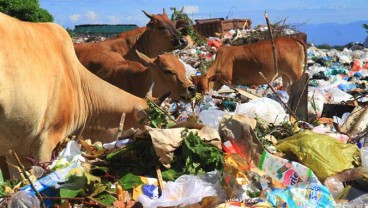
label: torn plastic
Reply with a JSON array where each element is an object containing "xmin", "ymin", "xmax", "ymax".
[
  {"xmin": 276, "ymin": 130, "xmax": 361, "ymax": 181},
  {"xmin": 137, "ymin": 172, "xmax": 221, "ymax": 208}
]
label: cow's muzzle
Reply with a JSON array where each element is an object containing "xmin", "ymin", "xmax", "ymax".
[
  {"xmin": 180, "ymin": 85, "xmax": 197, "ymax": 100},
  {"xmin": 173, "ymin": 37, "xmax": 188, "ymax": 49}
]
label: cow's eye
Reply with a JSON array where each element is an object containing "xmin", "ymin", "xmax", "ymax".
[{"xmin": 163, "ymin": 70, "xmax": 174, "ymax": 75}]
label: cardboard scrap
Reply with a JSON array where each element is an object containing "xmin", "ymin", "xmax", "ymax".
[{"xmin": 146, "ymin": 126, "xmax": 222, "ymax": 168}]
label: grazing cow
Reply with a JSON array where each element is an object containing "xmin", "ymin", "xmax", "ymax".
[
  {"xmin": 73, "ymin": 10, "xmax": 193, "ymax": 99},
  {"xmin": 95, "ymin": 50, "xmax": 196, "ymax": 100},
  {"xmin": 0, "ymin": 12, "xmax": 157, "ymax": 177},
  {"xmin": 192, "ymin": 36, "xmax": 307, "ymax": 93}
]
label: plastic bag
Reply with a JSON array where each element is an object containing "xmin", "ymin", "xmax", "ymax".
[
  {"xmin": 261, "ymin": 183, "xmax": 336, "ymax": 208},
  {"xmin": 235, "ymin": 97, "xmax": 288, "ymax": 125},
  {"xmin": 137, "ymin": 173, "xmax": 219, "ymax": 208},
  {"xmin": 199, "ymin": 109, "xmax": 226, "ymax": 130},
  {"xmin": 276, "ymin": 130, "xmax": 361, "ymax": 181},
  {"xmin": 324, "ymin": 167, "xmax": 368, "ymax": 197},
  {"xmin": 330, "ymin": 88, "xmax": 353, "ymax": 103}
]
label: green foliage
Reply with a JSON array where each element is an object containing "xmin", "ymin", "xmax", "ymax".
[
  {"xmin": 118, "ymin": 173, "xmax": 144, "ymax": 190},
  {"xmin": 104, "ymin": 139, "xmax": 158, "ymax": 178},
  {"xmin": 162, "ymin": 129, "xmax": 223, "ymax": 180},
  {"xmin": 66, "ymin": 28, "xmax": 76, "ymax": 38},
  {"xmin": 144, "ymin": 99, "xmax": 176, "ymax": 129},
  {"xmin": 0, "ymin": 0, "xmax": 54, "ymax": 22},
  {"xmin": 170, "ymin": 7, "xmax": 206, "ymax": 46},
  {"xmin": 0, "ymin": 180, "xmax": 21, "ymax": 197},
  {"xmin": 255, "ymin": 118, "xmax": 294, "ymax": 143},
  {"xmin": 363, "ymin": 23, "xmax": 368, "ymax": 33}
]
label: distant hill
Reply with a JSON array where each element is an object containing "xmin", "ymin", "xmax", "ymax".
[{"xmin": 295, "ymin": 20, "xmax": 367, "ymax": 46}]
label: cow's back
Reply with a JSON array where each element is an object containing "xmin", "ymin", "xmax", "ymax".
[
  {"xmin": 208, "ymin": 36, "xmax": 306, "ymax": 87},
  {"xmin": 0, "ymin": 13, "xmax": 82, "ymax": 156}
]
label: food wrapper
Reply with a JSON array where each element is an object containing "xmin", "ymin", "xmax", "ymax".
[
  {"xmin": 223, "ymin": 153, "xmax": 263, "ymax": 201},
  {"xmin": 258, "ymin": 150, "xmax": 320, "ymax": 187},
  {"xmin": 261, "ymin": 183, "xmax": 336, "ymax": 207}
]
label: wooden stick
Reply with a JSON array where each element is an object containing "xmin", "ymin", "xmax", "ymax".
[
  {"xmin": 259, "ymin": 72, "xmax": 299, "ymax": 121},
  {"xmin": 264, "ymin": 11, "xmax": 278, "ymax": 76},
  {"xmin": 293, "ymin": 76, "xmax": 310, "ymax": 116},
  {"xmin": 155, "ymin": 164, "xmax": 164, "ymax": 193},
  {"xmin": 115, "ymin": 113, "xmax": 126, "ymax": 141},
  {"xmin": 10, "ymin": 150, "xmax": 46, "ymax": 208}
]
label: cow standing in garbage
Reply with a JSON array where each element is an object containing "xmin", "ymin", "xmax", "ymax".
[
  {"xmin": 192, "ymin": 35, "xmax": 308, "ymax": 93},
  {"xmin": 74, "ymin": 10, "xmax": 196, "ymax": 100},
  {"xmin": 0, "ymin": 12, "xmax": 162, "ymax": 178}
]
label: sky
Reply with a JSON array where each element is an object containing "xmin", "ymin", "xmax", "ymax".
[{"xmin": 39, "ymin": 0, "xmax": 368, "ymax": 29}]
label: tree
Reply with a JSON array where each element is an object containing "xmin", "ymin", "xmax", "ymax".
[
  {"xmin": 0, "ymin": 0, "xmax": 53, "ymax": 22},
  {"xmin": 363, "ymin": 23, "xmax": 368, "ymax": 33}
]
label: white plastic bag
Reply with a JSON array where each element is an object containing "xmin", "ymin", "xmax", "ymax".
[
  {"xmin": 138, "ymin": 174, "xmax": 218, "ymax": 208},
  {"xmin": 199, "ymin": 110, "xmax": 226, "ymax": 130},
  {"xmin": 235, "ymin": 97, "xmax": 288, "ymax": 124}
]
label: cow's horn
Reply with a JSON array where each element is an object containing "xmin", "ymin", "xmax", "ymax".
[
  {"xmin": 142, "ymin": 10, "xmax": 153, "ymax": 19},
  {"xmin": 145, "ymin": 82, "xmax": 155, "ymax": 99},
  {"xmin": 163, "ymin": 8, "xmax": 167, "ymax": 16}
]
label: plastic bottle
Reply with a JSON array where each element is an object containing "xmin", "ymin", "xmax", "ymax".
[
  {"xmin": 337, "ymin": 193, "xmax": 368, "ymax": 207},
  {"xmin": 8, "ymin": 191, "xmax": 40, "ymax": 208}
]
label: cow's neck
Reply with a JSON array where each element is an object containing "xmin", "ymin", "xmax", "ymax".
[
  {"xmin": 79, "ymin": 68, "xmax": 147, "ymax": 138},
  {"xmin": 109, "ymin": 27, "xmax": 146, "ymax": 56},
  {"xmin": 124, "ymin": 31, "xmax": 163, "ymax": 61}
]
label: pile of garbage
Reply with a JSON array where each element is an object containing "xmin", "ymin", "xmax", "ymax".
[{"xmin": 2, "ymin": 30, "xmax": 368, "ymax": 208}]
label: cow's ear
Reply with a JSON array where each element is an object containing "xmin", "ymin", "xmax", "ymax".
[
  {"xmin": 136, "ymin": 50, "xmax": 154, "ymax": 66},
  {"xmin": 209, "ymin": 73, "xmax": 221, "ymax": 82}
]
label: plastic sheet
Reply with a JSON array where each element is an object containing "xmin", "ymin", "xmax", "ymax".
[
  {"xmin": 276, "ymin": 131, "xmax": 361, "ymax": 181},
  {"xmin": 235, "ymin": 97, "xmax": 288, "ymax": 125}
]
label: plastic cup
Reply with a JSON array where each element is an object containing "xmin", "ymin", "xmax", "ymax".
[{"xmin": 360, "ymin": 147, "xmax": 368, "ymax": 167}]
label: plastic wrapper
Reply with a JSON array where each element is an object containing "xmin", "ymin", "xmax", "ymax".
[
  {"xmin": 235, "ymin": 97, "xmax": 288, "ymax": 125},
  {"xmin": 199, "ymin": 109, "xmax": 226, "ymax": 130},
  {"xmin": 137, "ymin": 172, "xmax": 221, "ymax": 208},
  {"xmin": 258, "ymin": 151, "xmax": 320, "ymax": 187},
  {"xmin": 324, "ymin": 166, "xmax": 368, "ymax": 197},
  {"xmin": 276, "ymin": 130, "xmax": 361, "ymax": 181},
  {"xmin": 261, "ymin": 183, "xmax": 336, "ymax": 208},
  {"xmin": 337, "ymin": 193, "xmax": 368, "ymax": 207},
  {"xmin": 223, "ymin": 153, "xmax": 263, "ymax": 201}
]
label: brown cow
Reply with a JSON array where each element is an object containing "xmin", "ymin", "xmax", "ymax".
[
  {"xmin": 192, "ymin": 36, "xmax": 307, "ymax": 93},
  {"xmin": 95, "ymin": 50, "xmax": 196, "ymax": 100},
  {"xmin": 73, "ymin": 10, "xmax": 194, "ymax": 99},
  {"xmin": 0, "ymin": 12, "xmax": 159, "ymax": 178}
]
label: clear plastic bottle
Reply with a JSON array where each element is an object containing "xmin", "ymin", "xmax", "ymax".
[{"xmin": 8, "ymin": 191, "xmax": 40, "ymax": 208}]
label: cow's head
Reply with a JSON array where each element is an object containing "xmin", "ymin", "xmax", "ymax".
[
  {"xmin": 136, "ymin": 50, "xmax": 196, "ymax": 101},
  {"xmin": 191, "ymin": 73, "xmax": 222, "ymax": 94},
  {"xmin": 143, "ymin": 9, "xmax": 187, "ymax": 50}
]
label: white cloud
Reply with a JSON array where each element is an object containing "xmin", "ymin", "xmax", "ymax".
[
  {"xmin": 85, "ymin": 10, "xmax": 97, "ymax": 22},
  {"xmin": 108, "ymin": 15, "xmax": 121, "ymax": 24},
  {"xmin": 182, "ymin": 6, "xmax": 199, "ymax": 14},
  {"xmin": 69, "ymin": 14, "xmax": 80, "ymax": 22}
]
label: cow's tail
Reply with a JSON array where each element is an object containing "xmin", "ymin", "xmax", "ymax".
[{"xmin": 292, "ymin": 36, "xmax": 308, "ymax": 75}]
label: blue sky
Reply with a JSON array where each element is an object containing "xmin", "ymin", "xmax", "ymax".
[{"xmin": 39, "ymin": 0, "xmax": 368, "ymax": 29}]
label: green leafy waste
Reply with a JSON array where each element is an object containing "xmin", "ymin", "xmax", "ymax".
[
  {"xmin": 118, "ymin": 173, "xmax": 144, "ymax": 190},
  {"xmin": 162, "ymin": 130, "xmax": 224, "ymax": 180}
]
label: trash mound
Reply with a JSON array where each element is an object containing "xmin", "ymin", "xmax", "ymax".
[{"xmin": 2, "ymin": 27, "xmax": 368, "ymax": 208}]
